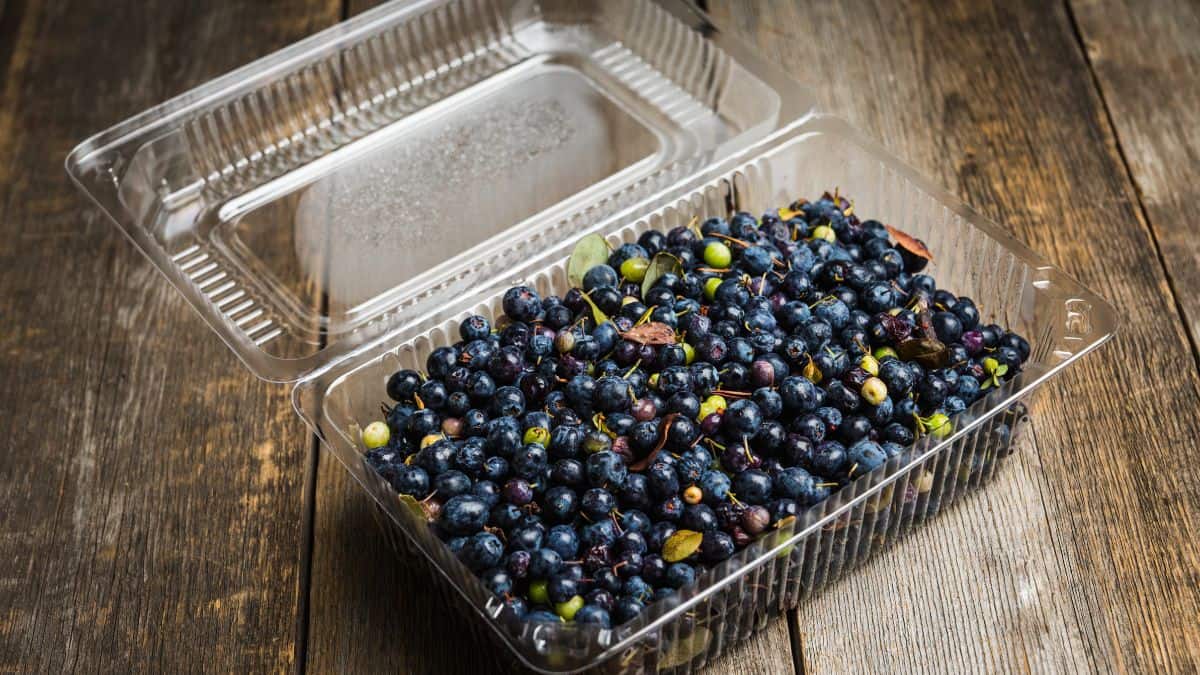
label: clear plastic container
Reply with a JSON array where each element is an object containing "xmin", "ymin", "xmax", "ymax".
[{"xmin": 66, "ymin": 1, "xmax": 1116, "ymax": 673}]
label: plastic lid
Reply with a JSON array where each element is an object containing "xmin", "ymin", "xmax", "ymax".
[{"xmin": 67, "ymin": 0, "xmax": 816, "ymax": 382}]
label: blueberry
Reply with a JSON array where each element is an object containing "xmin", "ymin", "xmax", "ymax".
[
  {"xmin": 917, "ymin": 375, "xmax": 950, "ymax": 410},
  {"xmin": 723, "ymin": 399, "xmax": 763, "ymax": 439},
  {"xmin": 512, "ymin": 444, "xmax": 549, "ymax": 479},
  {"xmin": 435, "ymin": 470, "xmax": 472, "ymax": 498},
  {"xmin": 646, "ymin": 461, "xmax": 680, "ymax": 498},
  {"xmin": 811, "ymin": 441, "xmax": 848, "ymax": 478},
  {"xmin": 575, "ymin": 605, "xmax": 611, "ymax": 627},
  {"xmin": 386, "ymin": 369, "xmax": 423, "ymax": 402},
  {"xmin": 647, "ymin": 522, "xmax": 678, "ymax": 552},
  {"xmin": 583, "ymin": 264, "xmax": 619, "ymax": 291},
  {"xmin": 780, "ymin": 376, "xmax": 822, "ymax": 412},
  {"xmin": 931, "ymin": 311, "xmax": 963, "ymax": 344},
  {"xmin": 664, "ymin": 415, "xmax": 698, "ymax": 451},
  {"xmin": 847, "ymin": 440, "xmax": 888, "ymax": 475},
  {"xmin": 586, "ymin": 451, "xmax": 628, "ymax": 489},
  {"xmin": 472, "ymin": 480, "xmax": 500, "ymax": 507},
  {"xmin": 406, "ymin": 409, "xmax": 442, "ymax": 441},
  {"xmin": 503, "ymin": 285, "xmax": 542, "ymax": 322},
  {"xmin": 459, "ymin": 532, "xmax": 504, "ymax": 571},
  {"xmin": 422, "ymin": 347, "xmax": 458, "ymax": 381},
  {"xmin": 612, "ymin": 597, "xmax": 644, "ymax": 625},
  {"xmin": 439, "ymin": 495, "xmax": 489, "ymax": 535},
  {"xmin": 415, "ymin": 440, "xmax": 456, "ymax": 476},
  {"xmin": 698, "ymin": 470, "xmax": 731, "ymax": 504},
  {"xmin": 581, "ymin": 488, "xmax": 617, "ymax": 520},
  {"xmin": 390, "ymin": 465, "xmax": 430, "ymax": 497},
  {"xmin": 653, "ymin": 495, "xmax": 685, "ymax": 522},
  {"xmin": 487, "ymin": 346, "xmax": 525, "ymax": 385},
  {"xmin": 666, "ymin": 562, "xmax": 697, "ymax": 589},
  {"xmin": 480, "ymin": 455, "xmax": 509, "ymax": 482},
  {"xmin": 594, "ymin": 376, "xmax": 630, "ymax": 413},
  {"xmin": 529, "ymin": 548, "xmax": 564, "ymax": 578},
  {"xmin": 700, "ymin": 531, "xmax": 736, "ymax": 563},
  {"xmin": 526, "ymin": 610, "xmax": 562, "ymax": 624},
  {"xmin": 581, "ymin": 519, "xmax": 617, "ymax": 548},
  {"xmin": 543, "ymin": 486, "xmax": 578, "ymax": 523},
  {"xmin": 620, "ymin": 509, "xmax": 651, "ymax": 533},
  {"xmin": 681, "ymin": 504, "xmax": 719, "ymax": 532},
  {"xmin": 731, "ymin": 469, "xmax": 773, "ymax": 504}
]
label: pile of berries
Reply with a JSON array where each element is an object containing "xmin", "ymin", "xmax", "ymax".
[{"xmin": 361, "ymin": 193, "xmax": 1030, "ymax": 630}]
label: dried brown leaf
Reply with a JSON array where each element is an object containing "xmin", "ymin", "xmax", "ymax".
[
  {"xmin": 621, "ymin": 322, "xmax": 677, "ymax": 346},
  {"xmin": 885, "ymin": 224, "xmax": 934, "ymax": 262}
]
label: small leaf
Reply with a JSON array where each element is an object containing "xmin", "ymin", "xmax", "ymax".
[
  {"xmin": 994, "ymin": 363, "xmax": 1009, "ymax": 378},
  {"xmin": 567, "ymin": 234, "xmax": 610, "ymax": 288},
  {"xmin": 399, "ymin": 494, "xmax": 427, "ymax": 520},
  {"xmin": 771, "ymin": 515, "xmax": 798, "ymax": 558},
  {"xmin": 658, "ymin": 627, "xmax": 712, "ymax": 670},
  {"xmin": 621, "ymin": 322, "xmax": 677, "ymax": 346},
  {"xmin": 778, "ymin": 205, "xmax": 803, "ymax": 221},
  {"xmin": 662, "ymin": 529, "xmax": 704, "ymax": 563},
  {"xmin": 885, "ymin": 224, "xmax": 934, "ymax": 262},
  {"xmin": 580, "ymin": 291, "xmax": 610, "ymax": 325},
  {"xmin": 897, "ymin": 337, "xmax": 948, "ymax": 368},
  {"xmin": 641, "ymin": 252, "xmax": 681, "ymax": 298}
]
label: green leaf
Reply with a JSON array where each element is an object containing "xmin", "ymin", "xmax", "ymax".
[
  {"xmin": 658, "ymin": 626, "xmax": 712, "ymax": 670},
  {"xmin": 580, "ymin": 291, "xmax": 610, "ymax": 325},
  {"xmin": 896, "ymin": 337, "xmax": 948, "ymax": 368},
  {"xmin": 771, "ymin": 515, "xmax": 798, "ymax": 559},
  {"xmin": 994, "ymin": 363, "xmax": 1009, "ymax": 378},
  {"xmin": 567, "ymin": 234, "xmax": 610, "ymax": 288},
  {"xmin": 662, "ymin": 529, "xmax": 703, "ymax": 562},
  {"xmin": 641, "ymin": 252, "xmax": 681, "ymax": 298},
  {"xmin": 398, "ymin": 494, "xmax": 426, "ymax": 520}
]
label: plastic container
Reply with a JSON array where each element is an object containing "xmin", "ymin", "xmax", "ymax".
[{"xmin": 67, "ymin": 1, "xmax": 1116, "ymax": 672}]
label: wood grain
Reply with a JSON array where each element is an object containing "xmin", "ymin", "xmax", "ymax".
[
  {"xmin": 709, "ymin": 0, "xmax": 1200, "ymax": 672},
  {"xmin": 1069, "ymin": 0, "xmax": 1200, "ymax": 357},
  {"xmin": 0, "ymin": 1, "xmax": 338, "ymax": 672}
]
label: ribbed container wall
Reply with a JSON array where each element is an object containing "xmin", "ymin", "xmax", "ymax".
[{"xmin": 333, "ymin": 124, "xmax": 1049, "ymax": 673}]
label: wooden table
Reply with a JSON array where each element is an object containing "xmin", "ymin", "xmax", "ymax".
[{"xmin": 2, "ymin": 0, "xmax": 1197, "ymax": 672}]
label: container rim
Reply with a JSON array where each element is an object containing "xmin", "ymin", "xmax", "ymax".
[
  {"xmin": 65, "ymin": 0, "xmax": 820, "ymax": 384},
  {"xmin": 292, "ymin": 114, "xmax": 1118, "ymax": 672}
]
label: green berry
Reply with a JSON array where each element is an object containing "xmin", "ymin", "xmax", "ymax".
[
  {"xmin": 926, "ymin": 413, "xmax": 953, "ymax": 440},
  {"xmin": 873, "ymin": 346, "xmax": 898, "ymax": 361},
  {"xmin": 704, "ymin": 277, "xmax": 722, "ymax": 301},
  {"xmin": 620, "ymin": 257, "xmax": 649, "ymax": 282},
  {"xmin": 811, "ymin": 224, "xmax": 836, "ymax": 242},
  {"xmin": 860, "ymin": 354, "xmax": 880, "ymax": 376},
  {"xmin": 698, "ymin": 394, "xmax": 727, "ymax": 421},
  {"xmin": 524, "ymin": 426, "xmax": 550, "ymax": 447},
  {"xmin": 861, "ymin": 377, "xmax": 888, "ymax": 406},
  {"xmin": 529, "ymin": 580, "xmax": 550, "ymax": 605},
  {"xmin": 982, "ymin": 357, "xmax": 1001, "ymax": 374},
  {"xmin": 362, "ymin": 421, "xmax": 390, "ymax": 449},
  {"xmin": 555, "ymin": 595, "xmax": 585, "ymax": 621},
  {"xmin": 703, "ymin": 242, "xmax": 732, "ymax": 268},
  {"xmin": 682, "ymin": 342, "xmax": 695, "ymax": 365}
]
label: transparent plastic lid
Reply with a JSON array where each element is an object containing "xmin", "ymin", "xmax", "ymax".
[{"xmin": 66, "ymin": 0, "xmax": 817, "ymax": 382}]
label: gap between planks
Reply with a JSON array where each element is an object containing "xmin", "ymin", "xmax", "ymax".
[{"xmin": 1060, "ymin": 0, "xmax": 1200, "ymax": 374}]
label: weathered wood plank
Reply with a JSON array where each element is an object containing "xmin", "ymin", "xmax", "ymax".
[
  {"xmin": 0, "ymin": 1, "xmax": 339, "ymax": 672},
  {"xmin": 710, "ymin": 0, "xmax": 1200, "ymax": 672},
  {"xmin": 1069, "ymin": 0, "xmax": 1200, "ymax": 358}
]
